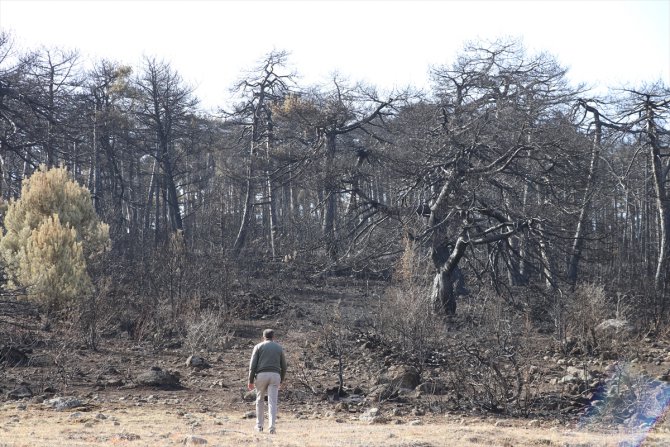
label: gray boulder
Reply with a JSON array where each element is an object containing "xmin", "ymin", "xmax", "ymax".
[
  {"xmin": 136, "ymin": 367, "xmax": 182, "ymax": 389},
  {"xmin": 48, "ymin": 396, "xmax": 83, "ymax": 411},
  {"xmin": 8, "ymin": 386, "xmax": 32, "ymax": 400},
  {"xmin": 185, "ymin": 355, "xmax": 210, "ymax": 369},
  {"xmin": 359, "ymin": 407, "xmax": 386, "ymax": 424},
  {"xmin": 566, "ymin": 366, "xmax": 590, "ymax": 381},
  {"xmin": 389, "ymin": 366, "xmax": 421, "ymax": 390}
]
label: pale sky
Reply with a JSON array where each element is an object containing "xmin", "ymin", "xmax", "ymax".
[{"xmin": 1, "ymin": 0, "xmax": 669, "ymax": 111}]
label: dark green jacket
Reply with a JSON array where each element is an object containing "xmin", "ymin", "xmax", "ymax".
[{"xmin": 248, "ymin": 340, "xmax": 287, "ymax": 383}]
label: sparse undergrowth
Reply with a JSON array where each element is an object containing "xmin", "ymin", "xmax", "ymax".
[{"xmin": 2, "ymin": 276, "xmax": 670, "ymax": 446}]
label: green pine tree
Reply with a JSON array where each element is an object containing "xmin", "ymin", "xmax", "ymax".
[{"xmin": 0, "ymin": 166, "xmax": 110, "ymax": 310}]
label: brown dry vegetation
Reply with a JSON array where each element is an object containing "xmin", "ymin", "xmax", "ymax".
[
  {"xmin": 3, "ymin": 277, "xmax": 670, "ymax": 446},
  {"xmin": 3, "ymin": 404, "xmax": 670, "ymax": 447}
]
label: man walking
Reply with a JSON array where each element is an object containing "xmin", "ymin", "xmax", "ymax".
[{"xmin": 248, "ymin": 328, "xmax": 287, "ymax": 434}]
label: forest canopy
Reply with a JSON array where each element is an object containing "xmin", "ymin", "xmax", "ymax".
[{"xmin": 0, "ymin": 32, "xmax": 668, "ymax": 334}]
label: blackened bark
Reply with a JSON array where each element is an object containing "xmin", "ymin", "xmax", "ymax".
[
  {"xmin": 567, "ymin": 101, "xmax": 601, "ymax": 285},
  {"xmin": 322, "ymin": 133, "xmax": 338, "ymax": 261}
]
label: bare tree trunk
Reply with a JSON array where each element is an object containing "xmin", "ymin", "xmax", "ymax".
[
  {"xmin": 646, "ymin": 99, "xmax": 670, "ymax": 293},
  {"xmin": 71, "ymin": 142, "xmax": 78, "ymax": 178},
  {"xmin": 567, "ymin": 102, "xmax": 602, "ymax": 285},
  {"xmin": 507, "ymin": 181, "xmax": 530, "ymax": 286},
  {"xmin": 233, "ymin": 152, "xmax": 254, "ymax": 257},
  {"xmin": 322, "ymin": 133, "xmax": 338, "ymax": 261},
  {"xmin": 536, "ymin": 222, "xmax": 556, "ymax": 290},
  {"xmin": 162, "ymin": 153, "xmax": 183, "ymax": 232},
  {"xmin": 265, "ymin": 111, "xmax": 279, "ymax": 259},
  {"xmin": 46, "ymin": 69, "xmax": 55, "ymax": 168},
  {"xmin": 430, "ymin": 236, "xmax": 467, "ymax": 315},
  {"xmin": 143, "ymin": 157, "xmax": 157, "ymax": 243},
  {"xmin": 127, "ymin": 156, "xmax": 138, "ymax": 241},
  {"xmin": 644, "ymin": 157, "xmax": 653, "ymax": 277},
  {"xmin": 266, "ymin": 166, "xmax": 278, "ymax": 258},
  {"xmin": 228, "ymin": 51, "xmax": 291, "ymax": 257},
  {"xmin": 155, "ymin": 167, "xmax": 162, "ymax": 246},
  {"xmin": 345, "ymin": 151, "xmax": 365, "ymax": 217},
  {"xmin": 88, "ymin": 102, "xmax": 100, "ymax": 213},
  {"xmin": 428, "ymin": 173, "xmax": 463, "ymax": 315}
]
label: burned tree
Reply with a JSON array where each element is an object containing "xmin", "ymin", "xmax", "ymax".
[
  {"xmin": 396, "ymin": 40, "xmax": 578, "ymax": 314},
  {"xmin": 226, "ymin": 51, "xmax": 293, "ymax": 258},
  {"xmin": 278, "ymin": 79, "xmax": 404, "ymax": 264},
  {"xmin": 135, "ymin": 57, "xmax": 199, "ymax": 242}
]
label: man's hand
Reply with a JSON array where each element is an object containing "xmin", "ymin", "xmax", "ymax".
[{"xmin": 247, "ymin": 383, "xmax": 254, "ymax": 391}]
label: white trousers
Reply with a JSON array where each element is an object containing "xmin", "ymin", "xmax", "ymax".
[{"xmin": 255, "ymin": 371, "xmax": 281, "ymax": 430}]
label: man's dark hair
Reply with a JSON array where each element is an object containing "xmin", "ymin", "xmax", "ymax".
[{"xmin": 263, "ymin": 329, "xmax": 275, "ymax": 340}]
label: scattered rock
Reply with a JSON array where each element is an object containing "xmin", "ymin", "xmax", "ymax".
[
  {"xmin": 136, "ymin": 367, "xmax": 182, "ymax": 389},
  {"xmin": 560, "ymin": 375, "xmax": 577, "ymax": 384},
  {"xmin": 360, "ymin": 407, "xmax": 386, "ymax": 424},
  {"xmin": 334, "ymin": 402, "xmax": 349, "ymax": 412},
  {"xmin": 111, "ymin": 433, "xmax": 140, "ymax": 441},
  {"xmin": 408, "ymin": 419, "xmax": 422, "ymax": 426},
  {"xmin": 565, "ymin": 383, "xmax": 581, "ymax": 395},
  {"xmin": 184, "ymin": 435, "xmax": 208, "ymax": 445},
  {"xmin": 8, "ymin": 386, "xmax": 33, "ymax": 400},
  {"xmin": 566, "ymin": 366, "xmax": 589, "ymax": 381},
  {"xmin": 243, "ymin": 391, "xmax": 256, "ymax": 402},
  {"xmin": 243, "ymin": 411, "xmax": 255, "ymax": 419},
  {"xmin": 366, "ymin": 384, "xmax": 395, "ymax": 401},
  {"xmin": 68, "ymin": 412, "xmax": 87, "ymax": 422},
  {"xmin": 411, "ymin": 407, "xmax": 425, "ymax": 417},
  {"xmin": 389, "ymin": 366, "xmax": 421, "ymax": 390},
  {"xmin": 527, "ymin": 419, "xmax": 541, "ymax": 427},
  {"xmin": 106, "ymin": 378, "xmax": 124, "ymax": 387},
  {"xmin": 325, "ymin": 386, "xmax": 347, "ymax": 399},
  {"xmin": 186, "ymin": 355, "xmax": 210, "ymax": 369},
  {"xmin": 48, "ymin": 397, "xmax": 83, "ymax": 411},
  {"xmin": 0, "ymin": 346, "xmax": 29, "ymax": 366}
]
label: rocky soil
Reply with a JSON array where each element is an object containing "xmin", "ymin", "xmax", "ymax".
[{"xmin": 3, "ymin": 278, "xmax": 670, "ymax": 445}]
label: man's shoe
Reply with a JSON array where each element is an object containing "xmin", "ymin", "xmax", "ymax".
[
  {"xmin": 269, "ymin": 427, "xmax": 276, "ymax": 434},
  {"xmin": 255, "ymin": 426, "xmax": 263, "ymax": 432}
]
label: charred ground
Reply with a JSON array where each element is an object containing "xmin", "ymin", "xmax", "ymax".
[{"xmin": 3, "ymin": 275, "xmax": 670, "ymax": 443}]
